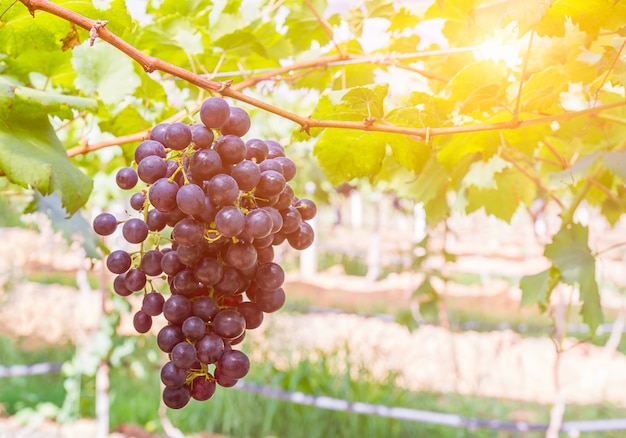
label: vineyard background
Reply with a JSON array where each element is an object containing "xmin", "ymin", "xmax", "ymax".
[{"xmin": 2, "ymin": 191, "xmax": 626, "ymax": 436}]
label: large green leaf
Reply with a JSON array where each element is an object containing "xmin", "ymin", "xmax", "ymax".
[
  {"xmin": 313, "ymin": 129, "xmax": 387, "ymax": 185},
  {"xmin": 0, "ymin": 112, "xmax": 92, "ymax": 215},
  {"xmin": 72, "ymin": 43, "xmax": 141, "ymax": 105},
  {"xmin": 544, "ymin": 223, "xmax": 602, "ymax": 333},
  {"xmin": 465, "ymin": 167, "xmax": 535, "ymax": 222}
]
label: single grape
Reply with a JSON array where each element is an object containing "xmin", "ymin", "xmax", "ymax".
[
  {"xmin": 190, "ymin": 149, "xmax": 222, "ymax": 182},
  {"xmin": 253, "ymin": 287, "xmax": 286, "ymax": 313},
  {"xmin": 231, "ymin": 160, "xmax": 261, "ymax": 192},
  {"xmin": 223, "ymin": 241, "xmax": 257, "ymax": 270},
  {"xmin": 163, "ymin": 295, "xmax": 193, "ymax": 325},
  {"xmin": 200, "ymin": 96, "xmax": 230, "ymax": 129},
  {"xmin": 266, "ymin": 140, "xmax": 286, "ymax": 159},
  {"xmin": 274, "ymin": 185, "xmax": 295, "ymax": 210},
  {"xmin": 280, "ymin": 206, "xmax": 302, "ymax": 234},
  {"xmin": 164, "ymin": 122, "xmax": 192, "ymax": 150},
  {"xmin": 215, "ymin": 135, "xmax": 246, "ymax": 165},
  {"xmin": 245, "ymin": 138, "xmax": 269, "ymax": 162},
  {"xmin": 218, "ymin": 350, "xmax": 250, "ymax": 379},
  {"xmin": 138, "ymin": 155, "xmax": 167, "ymax": 184},
  {"xmin": 161, "ymin": 360, "xmax": 188, "ymax": 388},
  {"xmin": 122, "ymin": 218, "xmax": 149, "ymax": 244},
  {"xmin": 182, "ymin": 315, "xmax": 207, "ymax": 341},
  {"xmin": 130, "ymin": 192, "xmax": 146, "ymax": 211},
  {"xmin": 93, "ymin": 213, "xmax": 118, "ymax": 236},
  {"xmin": 113, "ymin": 274, "xmax": 132, "ymax": 296},
  {"xmin": 176, "ymin": 183, "xmax": 206, "ymax": 216},
  {"xmin": 214, "ymin": 206, "xmax": 245, "ymax": 238},
  {"xmin": 146, "ymin": 209, "xmax": 168, "ymax": 231},
  {"xmin": 149, "ymin": 178, "xmax": 179, "ymax": 212},
  {"xmin": 192, "ymin": 296, "xmax": 219, "ymax": 322},
  {"xmin": 244, "ymin": 208, "xmax": 273, "ymax": 239},
  {"xmin": 214, "ymin": 266, "xmax": 247, "ymax": 296},
  {"xmin": 125, "ymin": 268, "xmax": 147, "ymax": 291},
  {"xmin": 161, "ymin": 250, "xmax": 185, "ymax": 276},
  {"xmin": 150, "ymin": 123, "xmax": 170, "ymax": 144},
  {"xmin": 190, "ymin": 375, "xmax": 216, "ymax": 401},
  {"xmin": 162, "ymin": 385, "xmax": 191, "ymax": 409},
  {"xmin": 212, "ymin": 309, "xmax": 246, "ymax": 340},
  {"xmin": 116, "ymin": 167, "xmax": 138, "ymax": 190},
  {"xmin": 140, "ymin": 250, "xmax": 164, "ymax": 276},
  {"xmin": 255, "ymin": 262, "xmax": 285, "ymax": 291},
  {"xmin": 256, "ymin": 170, "xmax": 286, "ymax": 198},
  {"xmin": 142, "ymin": 291, "xmax": 165, "ymax": 316},
  {"xmin": 194, "ymin": 257, "xmax": 224, "ymax": 287},
  {"xmin": 220, "ymin": 107, "xmax": 251, "ymax": 137},
  {"xmin": 171, "ymin": 341, "xmax": 197, "ymax": 368},
  {"xmin": 256, "ymin": 245, "xmax": 274, "ymax": 263},
  {"xmin": 274, "ymin": 156, "xmax": 297, "ymax": 181},
  {"xmin": 259, "ymin": 158, "xmax": 283, "ymax": 174},
  {"xmin": 173, "ymin": 269, "xmax": 199, "ymax": 296},
  {"xmin": 287, "ymin": 221, "xmax": 315, "ymax": 250},
  {"xmin": 261, "ymin": 206, "xmax": 283, "ymax": 233},
  {"xmin": 207, "ymin": 174, "xmax": 239, "ymax": 206},
  {"xmin": 157, "ymin": 325, "xmax": 185, "ymax": 353},
  {"xmin": 135, "ymin": 139, "xmax": 166, "ymax": 164},
  {"xmin": 237, "ymin": 301, "xmax": 264, "ymax": 330},
  {"xmin": 172, "ymin": 217, "xmax": 204, "ymax": 246},
  {"xmin": 191, "ymin": 124, "xmax": 215, "ymax": 149},
  {"xmin": 133, "ymin": 310, "xmax": 152, "ymax": 333},
  {"xmin": 176, "ymin": 244, "xmax": 203, "ymax": 266},
  {"xmin": 106, "ymin": 250, "xmax": 131, "ymax": 274},
  {"xmin": 214, "ymin": 368, "xmax": 238, "ymax": 388},
  {"xmin": 295, "ymin": 198, "xmax": 317, "ymax": 220}
]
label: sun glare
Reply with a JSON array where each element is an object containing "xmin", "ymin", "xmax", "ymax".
[{"xmin": 473, "ymin": 39, "xmax": 522, "ymax": 69}]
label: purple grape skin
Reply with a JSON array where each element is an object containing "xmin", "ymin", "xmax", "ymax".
[
  {"xmin": 146, "ymin": 209, "xmax": 168, "ymax": 231},
  {"xmin": 161, "ymin": 250, "xmax": 185, "ymax": 276},
  {"xmin": 182, "ymin": 315, "xmax": 207, "ymax": 341},
  {"xmin": 215, "ymin": 134, "xmax": 246, "ymax": 165},
  {"xmin": 191, "ymin": 295, "xmax": 219, "ymax": 321},
  {"xmin": 106, "ymin": 250, "xmax": 132, "ymax": 274},
  {"xmin": 149, "ymin": 178, "xmax": 179, "ymax": 212},
  {"xmin": 113, "ymin": 274, "xmax": 132, "ymax": 296},
  {"xmin": 218, "ymin": 349, "xmax": 250, "ymax": 379},
  {"xmin": 163, "ymin": 295, "xmax": 193, "ymax": 325},
  {"xmin": 122, "ymin": 218, "xmax": 149, "ymax": 244},
  {"xmin": 171, "ymin": 341, "xmax": 197, "ymax": 368},
  {"xmin": 124, "ymin": 268, "xmax": 147, "ymax": 291},
  {"xmin": 231, "ymin": 160, "xmax": 261, "ymax": 192},
  {"xmin": 116, "ymin": 167, "xmax": 138, "ymax": 190},
  {"xmin": 214, "ymin": 206, "xmax": 245, "ymax": 238},
  {"xmin": 157, "ymin": 325, "xmax": 185, "ymax": 353},
  {"xmin": 220, "ymin": 107, "xmax": 251, "ymax": 137},
  {"xmin": 93, "ymin": 213, "xmax": 118, "ymax": 236},
  {"xmin": 130, "ymin": 192, "xmax": 146, "ymax": 211},
  {"xmin": 133, "ymin": 310, "xmax": 152, "ymax": 333},
  {"xmin": 190, "ymin": 149, "xmax": 222, "ymax": 182},
  {"xmin": 212, "ymin": 309, "xmax": 246, "ymax": 340},
  {"xmin": 207, "ymin": 174, "xmax": 239, "ymax": 206},
  {"xmin": 287, "ymin": 221, "xmax": 315, "ymax": 250},
  {"xmin": 200, "ymin": 96, "xmax": 230, "ymax": 129},
  {"xmin": 149, "ymin": 123, "xmax": 169, "ymax": 144},
  {"xmin": 190, "ymin": 375, "xmax": 217, "ymax": 401},
  {"xmin": 135, "ymin": 139, "xmax": 166, "ymax": 164},
  {"xmin": 191, "ymin": 124, "xmax": 215, "ymax": 149},
  {"xmin": 194, "ymin": 257, "xmax": 224, "ymax": 286},
  {"xmin": 237, "ymin": 301, "xmax": 264, "ymax": 330},
  {"xmin": 162, "ymin": 385, "xmax": 191, "ymax": 409},
  {"xmin": 196, "ymin": 333, "xmax": 225, "ymax": 364},
  {"xmin": 142, "ymin": 291, "xmax": 165, "ymax": 316},
  {"xmin": 172, "ymin": 217, "xmax": 204, "ymax": 246},
  {"xmin": 254, "ymin": 262, "xmax": 285, "ymax": 290},
  {"xmin": 137, "ymin": 155, "xmax": 167, "ymax": 184},
  {"xmin": 245, "ymin": 138, "xmax": 269, "ymax": 162},
  {"xmin": 161, "ymin": 360, "xmax": 187, "ymax": 388},
  {"xmin": 164, "ymin": 122, "xmax": 192, "ymax": 151},
  {"xmin": 176, "ymin": 183, "xmax": 206, "ymax": 216}
]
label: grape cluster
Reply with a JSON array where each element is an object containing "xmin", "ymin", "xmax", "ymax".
[{"xmin": 92, "ymin": 97, "xmax": 316, "ymax": 409}]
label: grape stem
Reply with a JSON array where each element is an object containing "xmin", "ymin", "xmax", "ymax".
[{"xmin": 16, "ymin": 0, "xmax": 626, "ymax": 145}]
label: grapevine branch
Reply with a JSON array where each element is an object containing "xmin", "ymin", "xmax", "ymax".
[{"xmin": 17, "ymin": 0, "xmax": 626, "ymax": 145}]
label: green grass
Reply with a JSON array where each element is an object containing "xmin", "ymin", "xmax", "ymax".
[{"xmin": 2, "ymin": 334, "xmax": 626, "ymax": 438}]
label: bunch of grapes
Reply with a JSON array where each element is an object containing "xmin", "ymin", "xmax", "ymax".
[{"xmin": 92, "ymin": 96, "xmax": 316, "ymax": 409}]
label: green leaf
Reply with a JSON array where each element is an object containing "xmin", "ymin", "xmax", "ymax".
[
  {"xmin": 463, "ymin": 155, "xmax": 510, "ymax": 189},
  {"xmin": 520, "ymin": 67, "xmax": 569, "ymax": 113},
  {"xmin": 579, "ymin": 266, "xmax": 603, "ymax": 335},
  {"xmin": 26, "ymin": 193, "xmax": 105, "ymax": 259},
  {"xmin": 535, "ymin": 0, "xmax": 626, "ymax": 37},
  {"xmin": 0, "ymin": 114, "xmax": 92, "ymax": 214},
  {"xmin": 313, "ymin": 129, "xmax": 387, "ymax": 185},
  {"xmin": 548, "ymin": 152, "xmax": 600, "ymax": 187},
  {"xmin": 448, "ymin": 60, "xmax": 509, "ymax": 104},
  {"xmin": 72, "ymin": 43, "xmax": 141, "ymax": 105},
  {"xmin": 341, "ymin": 85, "xmax": 388, "ymax": 119},
  {"xmin": 13, "ymin": 84, "xmax": 98, "ymax": 119},
  {"xmin": 602, "ymin": 151, "xmax": 626, "ymax": 180},
  {"xmin": 468, "ymin": 0, "xmax": 554, "ymax": 37},
  {"xmin": 213, "ymin": 30, "xmax": 268, "ymax": 58},
  {"xmin": 466, "ymin": 167, "xmax": 536, "ymax": 222},
  {"xmin": 544, "ymin": 223, "xmax": 594, "ymax": 284}
]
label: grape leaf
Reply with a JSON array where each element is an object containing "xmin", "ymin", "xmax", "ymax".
[
  {"xmin": 535, "ymin": 0, "xmax": 626, "ymax": 37},
  {"xmin": 0, "ymin": 112, "xmax": 92, "ymax": 215},
  {"xmin": 463, "ymin": 155, "xmax": 510, "ymax": 189},
  {"xmin": 602, "ymin": 151, "xmax": 626, "ymax": 181},
  {"xmin": 313, "ymin": 129, "xmax": 387, "ymax": 185},
  {"xmin": 465, "ymin": 167, "xmax": 535, "ymax": 222},
  {"xmin": 72, "ymin": 43, "xmax": 141, "ymax": 105},
  {"xmin": 26, "ymin": 193, "xmax": 105, "ymax": 259},
  {"xmin": 544, "ymin": 223, "xmax": 602, "ymax": 333},
  {"xmin": 213, "ymin": 30, "xmax": 268, "ymax": 58},
  {"xmin": 520, "ymin": 269, "xmax": 550, "ymax": 308},
  {"xmin": 341, "ymin": 85, "xmax": 388, "ymax": 119},
  {"xmin": 448, "ymin": 60, "xmax": 509, "ymax": 104},
  {"xmin": 468, "ymin": 0, "xmax": 554, "ymax": 37},
  {"xmin": 520, "ymin": 67, "xmax": 569, "ymax": 113}
]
